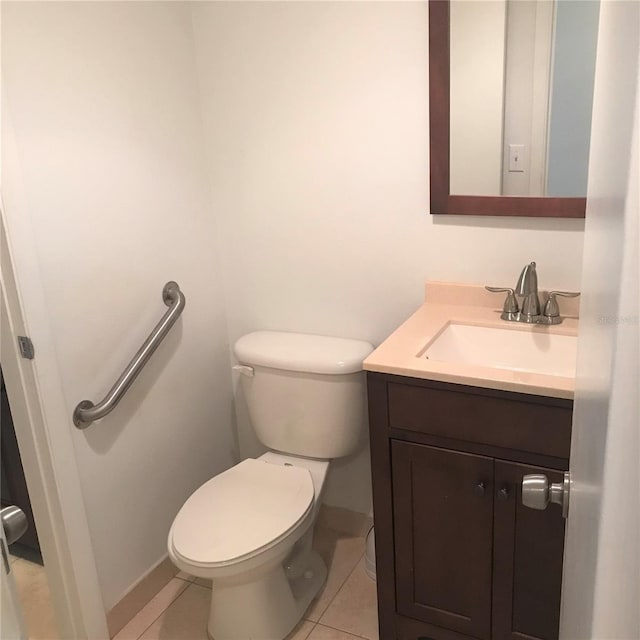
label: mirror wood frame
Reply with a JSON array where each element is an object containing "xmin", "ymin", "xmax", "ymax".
[{"xmin": 429, "ymin": 0, "xmax": 586, "ymax": 218}]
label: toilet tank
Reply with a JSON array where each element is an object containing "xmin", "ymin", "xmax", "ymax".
[{"xmin": 234, "ymin": 332, "xmax": 374, "ymax": 459}]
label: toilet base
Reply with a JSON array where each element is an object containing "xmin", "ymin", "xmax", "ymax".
[{"xmin": 207, "ymin": 550, "xmax": 327, "ymax": 640}]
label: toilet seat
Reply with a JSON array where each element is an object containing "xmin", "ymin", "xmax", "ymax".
[{"xmin": 170, "ymin": 459, "xmax": 314, "ymax": 569}]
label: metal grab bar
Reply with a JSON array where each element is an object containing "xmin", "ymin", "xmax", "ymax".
[{"xmin": 73, "ymin": 281, "xmax": 186, "ymax": 429}]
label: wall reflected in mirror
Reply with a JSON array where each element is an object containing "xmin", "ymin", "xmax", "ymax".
[{"xmin": 450, "ymin": 0, "xmax": 599, "ymax": 198}]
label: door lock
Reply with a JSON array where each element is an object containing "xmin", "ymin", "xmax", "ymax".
[
  {"xmin": 522, "ymin": 472, "xmax": 570, "ymax": 518},
  {"xmin": 1, "ymin": 506, "xmax": 28, "ymax": 546}
]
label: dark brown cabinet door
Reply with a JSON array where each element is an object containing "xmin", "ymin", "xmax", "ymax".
[
  {"xmin": 392, "ymin": 441, "xmax": 494, "ymax": 639},
  {"xmin": 493, "ymin": 461, "xmax": 566, "ymax": 640}
]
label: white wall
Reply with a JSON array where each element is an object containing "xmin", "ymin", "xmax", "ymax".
[
  {"xmin": 191, "ymin": 1, "xmax": 585, "ymax": 515},
  {"xmin": 2, "ymin": 2, "xmax": 236, "ymax": 610}
]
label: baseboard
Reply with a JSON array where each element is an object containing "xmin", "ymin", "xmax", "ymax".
[{"xmin": 106, "ymin": 555, "xmax": 178, "ymax": 638}]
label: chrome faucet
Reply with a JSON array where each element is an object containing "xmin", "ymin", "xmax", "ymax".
[
  {"xmin": 514, "ymin": 261, "xmax": 541, "ymax": 323},
  {"xmin": 486, "ymin": 262, "xmax": 580, "ymax": 325}
]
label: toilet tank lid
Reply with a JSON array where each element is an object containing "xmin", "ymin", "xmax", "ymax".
[{"xmin": 234, "ymin": 331, "xmax": 374, "ymax": 374}]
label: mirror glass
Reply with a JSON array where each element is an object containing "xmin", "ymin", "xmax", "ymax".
[{"xmin": 449, "ymin": 0, "xmax": 599, "ymax": 198}]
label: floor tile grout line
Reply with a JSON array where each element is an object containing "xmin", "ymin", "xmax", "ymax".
[
  {"xmin": 315, "ymin": 550, "xmax": 366, "ymax": 625},
  {"xmin": 304, "ymin": 533, "xmax": 366, "ymax": 624},
  {"xmin": 313, "ymin": 621, "xmax": 370, "ymax": 639},
  {"xmin": 130, "ymin": 579, "xmax": 191, "ymax": 640},
  {"xmin": 304, "ymin": 548, "xmax": 365, "ymax": 624},
  {"xmin": 194, "ymin": 580, "xmax": 212, "ymax": 590}
]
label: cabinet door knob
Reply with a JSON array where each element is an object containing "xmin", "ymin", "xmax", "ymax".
[
  {"xmin": 474, "ymin": 481, "xmax": 486, "ymax": 496},
  {"xmin": 498, "ymin": 486, "xmax": 510, "ymax": 500}
]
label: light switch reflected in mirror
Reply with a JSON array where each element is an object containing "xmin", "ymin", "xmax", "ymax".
[{"xmin": 449, "ymin": 0, "xmax": 600, "ymax": 198}]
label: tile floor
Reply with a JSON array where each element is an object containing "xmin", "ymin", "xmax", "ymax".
[
  {"xmin": 114, "ymin": 526, "xmax": 378, "ymax": 640},
  {"xmin": 9, "ymin": 553, "xmax": 58, "ymax": 640}
]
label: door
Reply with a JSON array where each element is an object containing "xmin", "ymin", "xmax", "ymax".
[
  {"xmin": 0, "ymin": 509, "xmax": 28, "ymax": 640},
  {"xmin": 493, "ymin": 462, "xmax": 566, "ymax": 640},
  {"xmin": 559, "ymin": 1, "xmax": 640, "ymax": 637},
  {"xmin": 392, "ymin": 441, "xmax": 494, "ymax": 639}
]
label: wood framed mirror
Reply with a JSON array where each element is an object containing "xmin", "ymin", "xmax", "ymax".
[{"xmin": 429, "ymin": 0, "xmax": 596, "ymax": 218}]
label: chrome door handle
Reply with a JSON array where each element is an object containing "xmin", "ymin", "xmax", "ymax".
[
  {"xmin": 522, "ymin": 472, "xmax": 570, "ymax": 518},
  {"xmin": 1, "ymin": 506, "xmax": 28, "ymax": 546}
]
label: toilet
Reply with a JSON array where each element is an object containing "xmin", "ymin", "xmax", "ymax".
[{"xmin": 168, "ymin": 331, "xmax": 373, "ymax": 640}]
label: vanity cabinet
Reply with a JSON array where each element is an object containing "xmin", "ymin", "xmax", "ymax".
[{"xmin": 368, "ymin": 373, "xmax": 572, "ymax": 640}]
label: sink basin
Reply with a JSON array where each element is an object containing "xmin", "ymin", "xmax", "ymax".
[{"xmin": 423, "ymin": 323, "xmax": 577, "ymax": 377}]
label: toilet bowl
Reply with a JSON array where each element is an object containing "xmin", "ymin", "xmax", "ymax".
[
  {"xmin": 168, "ymin": 331, "xmax": 373, "ymax": 640},
  {"xmin": 168, "ymin": 452, "xmax": 329, "ymax": 639}
]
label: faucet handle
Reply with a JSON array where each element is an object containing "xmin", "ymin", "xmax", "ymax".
[
  {"xmin": 540, "ymin": 291, "xmax": 580, "ymax": 324},
  {"xmin": 485, "ymin": 286, "xmax": 519, "ymax": 321}
]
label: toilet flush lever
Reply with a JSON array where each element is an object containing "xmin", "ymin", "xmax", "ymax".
[{"xmin": 233, "ymin": 365, "xmax": 254, "ymax": 377}]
